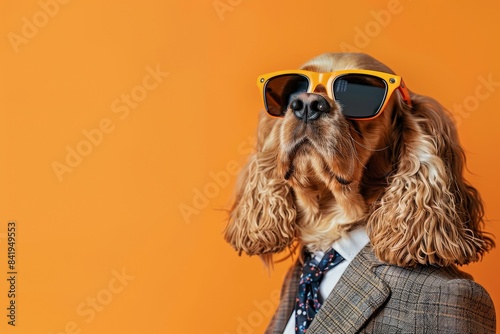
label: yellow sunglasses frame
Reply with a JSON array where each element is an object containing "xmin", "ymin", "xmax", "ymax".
[{"xmin": 257, "ymin": 69, "xmax": 412, "ymax": 120}]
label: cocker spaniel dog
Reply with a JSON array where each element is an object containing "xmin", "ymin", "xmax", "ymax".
[{"xmin": 225, "ymin": 53, "xmax": 495, "ymax": 334}]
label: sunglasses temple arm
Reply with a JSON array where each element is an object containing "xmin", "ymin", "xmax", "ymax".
[{"xmin": 398, "ymin": 79, "xmax": 412, "ymax": 108}]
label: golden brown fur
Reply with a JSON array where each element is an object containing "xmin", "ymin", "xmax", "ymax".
[{"xmin": 225, "ymin": 52, "xmax": 494, "ymax": 267}]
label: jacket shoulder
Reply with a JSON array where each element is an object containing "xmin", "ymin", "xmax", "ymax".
[{"xmin": 371, "ymin": 258, "xmax": 496, "ymax": 333}]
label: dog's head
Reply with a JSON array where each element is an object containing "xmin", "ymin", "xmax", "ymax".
[{"xmin": 225, "ymin": 52, "xmax": 494, "ymax": 267}]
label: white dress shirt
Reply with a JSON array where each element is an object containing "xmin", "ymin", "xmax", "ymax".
[{"xmin": 283, "ymin": 227, "xmax": 370, "ymax": 334}]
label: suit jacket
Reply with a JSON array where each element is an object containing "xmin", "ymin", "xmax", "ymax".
[{"xmin": 265, "ymin": 245, "xmax": 496, "ymax": 334}]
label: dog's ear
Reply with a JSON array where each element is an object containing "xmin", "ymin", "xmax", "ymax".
[
  {"xmin": 367, "ymin": 94, "xmax": 495, "ymax": 267},
  {"xmin": 224, "ymin": 112, "xmax": 297, "ymax": 263}
]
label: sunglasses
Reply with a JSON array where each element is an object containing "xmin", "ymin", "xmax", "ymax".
[{"xmin": 257, "ymin": 69, "xmax": 412, "ymax": 120}]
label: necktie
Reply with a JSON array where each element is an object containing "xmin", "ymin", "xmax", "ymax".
[{"xmin": 294, "ymin": 248, "xmax": 344, "ymax": 334}]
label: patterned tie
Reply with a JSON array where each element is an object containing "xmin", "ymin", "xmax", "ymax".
[{"xmin": 294, "ymin": 248, "xmax": 345, "ymax": 334}]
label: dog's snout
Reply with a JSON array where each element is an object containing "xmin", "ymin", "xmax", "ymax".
[{"xmin": 290, "ymin": 93, "xmax": 330, "ymax": 123}]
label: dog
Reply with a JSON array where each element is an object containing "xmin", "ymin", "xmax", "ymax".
[{"xmin": 224, "ymin": 53, "xmax": 495, "ymax": 333}]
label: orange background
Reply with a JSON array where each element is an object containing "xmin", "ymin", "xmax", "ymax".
[{"xmin": 1, "ymin": 1, "xmax": 499, "ymax": 333}]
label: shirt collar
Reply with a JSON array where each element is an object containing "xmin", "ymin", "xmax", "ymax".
[{"xmin": 311, "ymin": 227, "xmax": 370, "ymax": 263}]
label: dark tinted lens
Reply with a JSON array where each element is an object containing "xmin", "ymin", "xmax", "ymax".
[
  {"xmin": 333, "ymin": 74, "xmax": 387, "ymax": 118},
  {"xmin": 264, "ymin": 74, "xmax": 309, "ymax": 116}
]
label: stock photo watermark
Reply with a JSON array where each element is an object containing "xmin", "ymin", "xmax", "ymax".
[
  {"xmin": 51, "ymin": 64, "xmax": 169, "ymax": 182},
  {"xmin": 451, "ymin": 74, "xmax": 500, "ymax": 127},
  {"xmin": 48, "ymin": 268, "xmax": 134, "ymax": 334},
  {"xmin": 339, "ymin": 0, "xmax": 413, "ymax": 52},
  {"xmin": 6, "ymin": 221, "xmax": 17, "ymax": 327},
  {"xmin": 7, "ymin": 0, "xmax": 73, "ymax": 54},
  {"xmin": 224, "ymin": 289, "xmax": 279, "ymax": 334},
  {"xmin": 213, "ymin": 0, "xmax": 244, "ymax": 21},
  {"xmin": 178, "ymin": 135, "xmax": 255, "ymax": 224}
]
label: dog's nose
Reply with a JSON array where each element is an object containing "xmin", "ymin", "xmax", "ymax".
[{"xmin": 290, "ymin": 93, "xmax": 330, "ymax": 123}]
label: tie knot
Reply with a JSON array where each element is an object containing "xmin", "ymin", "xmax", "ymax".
[{"xmin": 300, "ymin": 248, "xmax": 343, "ymax": 284}]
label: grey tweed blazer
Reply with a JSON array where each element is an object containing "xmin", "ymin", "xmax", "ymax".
[{"xmin": 265, "ymin": 245, "xmax": 496, "ymax": 333}]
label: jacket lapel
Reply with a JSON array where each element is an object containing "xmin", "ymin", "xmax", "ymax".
[{"xmin": 308, "ymin": 245, "xmax": 390, "ymax": 334}]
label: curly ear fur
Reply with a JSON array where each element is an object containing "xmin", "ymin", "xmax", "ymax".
[
  {"xmin": 224, "ymin": 113, "xmax": 297, "ymax": 259},
  {"xmin": 367, "ymin": 93, "xmax": 495, "ymax": 267}
]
